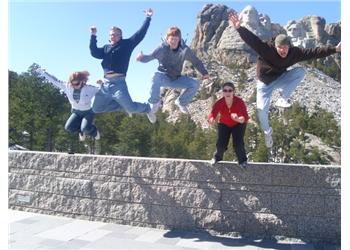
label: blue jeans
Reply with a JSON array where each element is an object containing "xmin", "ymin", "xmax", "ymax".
[
  {"xmin": 92, "ymin": 76, "xmax": 150, "ymax": 114},
  {"xmin": 64, "ymin": 109, "xmax": 97, "ymax": 137},
  {"xmin": 148, "ymin": 72, "xmax": 199, "ymax": 106},
  {"xmin": 256, "ymin": 67, "xmax": 306, "ymax": 133}
]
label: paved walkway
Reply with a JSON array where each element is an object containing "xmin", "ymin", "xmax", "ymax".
[{"xmin": 9, "ymin": 209, "xmax": 340, "ymax": 250}]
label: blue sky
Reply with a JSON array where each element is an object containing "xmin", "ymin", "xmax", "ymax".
[{"xmin": 9, "ymin": 0, "xmax": 340, "ymax": 103}]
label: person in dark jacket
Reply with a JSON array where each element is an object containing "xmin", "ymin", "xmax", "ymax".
[
  {"xmin": 136, "ymin": 26, "xmax": 209, "ymax": 114},
  {"xmin": 89, "ymin": 8, "xmax": 156, "ymax": 123},
  {"xmin": 228, "ymin": 11, "xmax": 341, "ymax": 148},
  {"xmin": 208, "ymin": 82, "xmax": 249, "ymax": 168}
]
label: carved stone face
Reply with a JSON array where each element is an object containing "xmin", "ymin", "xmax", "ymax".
[
  {"xmin": 239, "ymin": 5, "xmax": 259, "ymax": 26},
  {"xmin": 309, "ymin": 16, "xmax": 325, "ymax": 40},
  {"xmin": 286, "ymin": 22, "xmax": 304, "ymax": 38}
]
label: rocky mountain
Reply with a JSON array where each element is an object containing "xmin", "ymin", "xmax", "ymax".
[
  {"xmin": 161, "ymin": 4, "xmax": 341, "ymax": 128},
  {"xmin": 158, "ymin": 4, "xmax": 340, "ymax": 164}
]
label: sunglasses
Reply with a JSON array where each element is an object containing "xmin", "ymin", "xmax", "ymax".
[
  {"xmin": 71, "ymin": 81, "xmax": 82, "ymax": 86},
  {"xmin": 223, "ymin": 89, "xmax": 233, "ymax": 93}
]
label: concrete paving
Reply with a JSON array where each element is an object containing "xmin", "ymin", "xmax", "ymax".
[{"xmin": 8, "ymin": 209, "xmax": 340, "ymax": 250}]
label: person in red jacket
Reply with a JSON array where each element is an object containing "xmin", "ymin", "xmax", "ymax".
[{"xmin": 208, "ymin": 82, "xmax": 249, "ymax": 168}]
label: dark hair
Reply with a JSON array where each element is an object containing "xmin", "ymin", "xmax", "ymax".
[{"xmin": 222, "ymin": 82, "xmax": 235, "ymax": 90}]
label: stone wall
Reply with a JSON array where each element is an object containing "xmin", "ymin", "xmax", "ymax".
[{"xmin": 8, "ymin": 151, "xmax": 340, "ymax": 242}]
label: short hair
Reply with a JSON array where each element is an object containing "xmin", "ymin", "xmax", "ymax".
[
  {"xmin": 222, "ymin": 82, "xmax": 235, "ymax": 90},
  {"xmin": 110, "ymin": 26, "xmax": 122, "ymax": 37},
  {"xmin": 166, "ymin": 26, "xmax": 181, "ymax": 40},
  {"xmin": 68, "ymin": 71, "xmax": 89, "ymax": 86},
  {"xmin": 274, "ymin": 34, "xmax": 291, "ymax": 47}
]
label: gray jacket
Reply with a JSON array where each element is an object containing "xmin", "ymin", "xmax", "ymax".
[{"xmin": 140, "ymin": 40, "xmax": 208, "ymax": 80}]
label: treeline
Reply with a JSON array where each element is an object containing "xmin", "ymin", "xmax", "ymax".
[{"xmin": 9, "ymin": 66, "xmax": 340, "ymax": 164}]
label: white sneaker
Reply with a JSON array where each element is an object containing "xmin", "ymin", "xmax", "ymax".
[
  {"xmin": 95, "ymin": 130, "xmax": 100, "ymax": 140},
  {"xmin": 147, "ymin": 112, "xmax": 157, "ymax": 124},
  {"xmin": 264, "ymin": 128, "xmax": 273, "ymax": 148},
  {"xmin": 150, "ymin": 101, "xmax": 161, "ymax": 113},
  {"xmin": 275, "ymin": 97, "xmax": 292, "ymax": 108},
  {"xmin": 79, "ymin": 133, "xmax": 86, "ymax": 142},
  {"xmin": 175, "ymin": 99, "xmax": 189, "ymax": 114}
]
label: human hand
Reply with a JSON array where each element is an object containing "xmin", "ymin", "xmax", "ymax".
[
  {"xmin": 90, "ymin": 26, "xmax": 97, "ymax": 35},
  {"xmin": 228, "ymin": 11, "xmax": 240, "ymax": 29},
  {"xmin": 136, "ymin": 51, "xmax": 144, "ymax": 61},
  {"xmin": 208, "ymin": 117, "xmax": 215, "ymax": 126},
  {"xmin": 144, "ymin": 8, "xmax": 153, "ymax": 17},
  {"xmin": 336, "ymin": 42, "xmax": 341, "ymax": 53}
]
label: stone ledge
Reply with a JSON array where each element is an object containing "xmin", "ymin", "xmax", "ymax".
[{"xmin": 8, "ymin": 150, "xmax": 340, "ymax": 242}]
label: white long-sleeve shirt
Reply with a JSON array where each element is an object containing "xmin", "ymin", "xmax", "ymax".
[{"xmin": 39, "ymin": 71, "xmax": 100, "ymax": 111}]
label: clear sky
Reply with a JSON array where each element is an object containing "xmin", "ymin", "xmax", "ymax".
[{"xmin": 9, "ymin": 0, "xmax": 341, "ymax": 103}]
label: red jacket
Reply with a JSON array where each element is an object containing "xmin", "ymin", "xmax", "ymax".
[{"xmin": 208, "ymin": 96, "xmax": 249, "ymax": 127}]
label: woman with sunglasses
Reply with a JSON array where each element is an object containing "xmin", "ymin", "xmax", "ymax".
[
  {"xmin": 36, "ymin": 67, "xmax": 100, "ymax": 142},
  {"xmin": 208, "ymin": 82, "xmax": 249, "ymax": 168}
]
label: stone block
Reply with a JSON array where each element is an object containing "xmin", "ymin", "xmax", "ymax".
[
  {"xmin": 297, "ymin": 216, "xmax": 340, "ymax": 241},
  {"xmin": 173, "ymin": 187, "xmax": 221, "ymax": 209},
  {"xmin": 221, "ymin": 163, "xmax": 272, "ymax": 185},
  {"xmin": 130, "ymin": 184, "xmax": 175, "ymax": 206},
  {"xmin": 37, "ymin": 193, "xmax": 94, "ymax": 216},
  {"xmin": 271, "ymin": 164, "xmax": 340, "ymax": 188},
  {"xmin": 221, "ymin": 190, "xmax": 272, "ymax": 213},
  {"xmin": 271, "ymin": 193, "xmax": 324, "ymax": 216},
  {"xmin": 9, "ymin": 151, "xmax": 58, "ymax": 171},
  {"xmin": 220, "ymin": 211, "xmax": 246, "ymax": 233},
  {"xmin": 173, "ymin": 161, "xmax": 221, "ymax": 182},
  {"xmin": 92, "ymin": 181, "xmax": 130, "ymax": 202},
  {"xmin": 150, "ymin": 205, "xmax": 196, "ymax": 228},
  {"xmin": 245, "ymin": 213, "xmax": 299, "ymax": 238},
  {"xmin": 91, "ymin": 157, "xmax": 131, "ymax": 176},
  {"xmin": 324, "ymin": 195, "xmax": 340, "ymax": 217},
  {"xmin": 194, "ymin": 208, "xmax": 222, "ymax": 231}
]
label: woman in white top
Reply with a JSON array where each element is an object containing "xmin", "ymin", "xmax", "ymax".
[{"xmin": 36, "ymin": 67, "xmax": 100, "ymax": 141}]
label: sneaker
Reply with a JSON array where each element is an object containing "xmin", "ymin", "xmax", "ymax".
[
  {"xmin": 147, "ymin": 112, "xmax": 157, "ymax": 124},
  {"xmin": 175, "ymin": 99, "xmax": 189, "ymax": 114},
  {"xmin": 239, "ymin": 161, "xmax": 248, "ymax": 169},
  {"xmin": 150, "ymin": 101, "xmax": 161, "ymax": 113},
  {"xmin": 275, "ymin": 97, "xmax": 292, "ymax": 108},
  {"xmin": 210, "ymin": 158, "xmax": 218, "ymax": 165},
  {"xmin": 95, "ymin": 130, "xmax": 100, "ymax": 140},
  {"xmin": 264, "ymin": 128, "xmax": 273, "ymax": 148},
  {"xmin": 79, "ymin": 133, "xmax": 86, "ymax": 142}
]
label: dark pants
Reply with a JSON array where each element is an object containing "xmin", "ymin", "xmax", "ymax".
[
  {"xmin": 214, "ymin": 123, "xmax": 248, "ymax": 164},
  {"xmin": 64, "ymin": 109, "xmax": 97, "ymax": 137}
]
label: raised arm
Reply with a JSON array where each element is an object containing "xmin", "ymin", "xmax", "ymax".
[
  {"xmin": 129, "ymin": 8, "xmax": 153, "ymax": 48},
  {"xmin": 36, "ymin": 68, "xmax": 66, "ymax": 90},
  {"xmin": 228, "ymin": 11, "xmax": 270, "ymax": 56},
  {"xmin": 89, "ymin": 26, "xmax": 105, "ymax": 59}
]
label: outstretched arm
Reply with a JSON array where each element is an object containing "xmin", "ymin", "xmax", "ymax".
[
  {"xmin": 136, "ymin": 45, "xmax": 162, "ymax": 63},
  {"xmin": 89, "ymin": 26, "xmax": 105, "ymax": 59},
  {"xmin": 36, "ymin": 68, "xmax": 66, "ymax": 90},
  {"xmin": 129, "ymin": 8, "xmax": 153, "ymax": 47}
]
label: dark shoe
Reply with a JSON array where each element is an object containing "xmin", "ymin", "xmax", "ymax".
[{"xmin": 239, "ymin": 161, "xmax": 248, "ymax": 169}]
